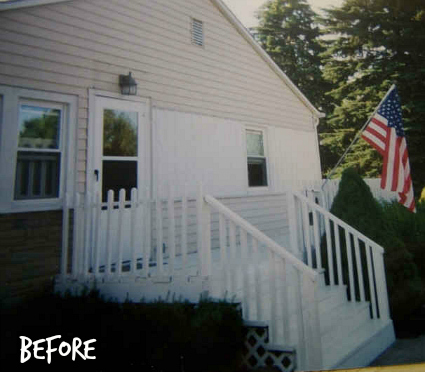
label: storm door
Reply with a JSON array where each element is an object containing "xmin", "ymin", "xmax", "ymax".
[{"xmin": 91, "ymin": 96, "xmax": 149, "ymax": 271}]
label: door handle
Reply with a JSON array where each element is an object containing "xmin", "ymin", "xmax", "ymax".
[{"xmin": 94, "ymin": 169, "xmax": 99, "ymax": 181}]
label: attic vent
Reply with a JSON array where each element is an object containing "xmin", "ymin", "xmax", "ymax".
[{"xmin": 191, "ymin": 18, "xmax": 204, "ymax": 46}]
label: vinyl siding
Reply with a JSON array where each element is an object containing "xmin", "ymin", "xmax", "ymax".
[
  {"xmin": 154, "ymin": 108, "xmax": 321, "ymax": 197},
  {"xmin": 0, "ymin": 0, "xmax": 317, "ymax": 193}
]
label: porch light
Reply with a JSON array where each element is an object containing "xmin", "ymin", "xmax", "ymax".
[{"xmin": 119, "ymin": 72, "xmax": 137, "ymax": 95}]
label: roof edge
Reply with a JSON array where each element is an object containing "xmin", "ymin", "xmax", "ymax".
[
  {"xmin": 0, "ymin": 0, "xmax": 71, "ymax": 11},
  {"xmin": 211, "ymin": 0, "xmax": 325, "ymax": 119}
]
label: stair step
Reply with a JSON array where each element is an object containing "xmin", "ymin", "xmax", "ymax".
[
  {"xmin": 321, "ymin": 302, "xmax": 371, "ymax": 347},
  {"xmin": 322, "ymin": 318, "xmax": 391, "ymax": 369},
  {"xmin": 318, "ymin": 285, "xmax": 348, "ymax": 315},
  {"xmin": 244, "ymin": 320, "xmax": 269, "ymax": 328},
  {"xmin": 321, "ymin": 301, "xmax": 370, "ymax": 339},
  {"xmin": 266, "ymin": 344, "xmax": 295, "ymax": 353}
]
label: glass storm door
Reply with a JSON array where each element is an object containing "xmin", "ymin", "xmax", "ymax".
[
  {"xmin": 92, "ymin": 96, "xmax": 148, "ymax": 269},
  {"xmin": 94, "ymin": 97, "xmax": 148, "ymax": 202}
]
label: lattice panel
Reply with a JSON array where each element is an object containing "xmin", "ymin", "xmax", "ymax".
[{"xmin": 242, "ymin": 325, "xmax": 296, "ymax": 372}]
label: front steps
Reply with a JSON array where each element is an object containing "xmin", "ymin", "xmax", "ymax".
[{"xmin": 317, "ymin": 279, "xmax": 395, "ymax": 369}]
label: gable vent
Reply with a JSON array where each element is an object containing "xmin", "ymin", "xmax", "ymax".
[{"xmin": 191, "ymin": 18, "xmax": 204, "ymax": 46}]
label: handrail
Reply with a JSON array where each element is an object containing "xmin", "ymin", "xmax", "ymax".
[
  {"xmin": 294, "ymin": 191, "xmax": 385, "ymax": 254},
  {"xmin": 205, "ymin": 194, "xmax": 318, "ymax": 281}
]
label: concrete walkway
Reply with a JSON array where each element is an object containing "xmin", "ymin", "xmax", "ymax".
[{"xmin": 369, "ymin": 335, "xmax": 425, "ymax": 367}]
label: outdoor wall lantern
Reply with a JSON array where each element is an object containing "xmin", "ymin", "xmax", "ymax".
[{"xmin": 119, "ymin": 72, "xmax": 137, "ymax": 95}]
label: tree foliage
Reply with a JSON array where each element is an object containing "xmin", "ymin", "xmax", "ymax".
[
  {"xmin": 319, "ymin": 0, "xmax": 425, "ymax": 193},
  {"xmin": 255, "ymin": 0, "xmax": 331, "ymax": 110}
]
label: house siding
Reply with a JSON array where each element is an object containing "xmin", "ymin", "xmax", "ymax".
[
  {"xmin": 154, "ymin": 108, "xmax": 321, "ymax": 197},
  {"xmin": 0, "ymin": 0, "xmax": 317, "ymax": 193}
]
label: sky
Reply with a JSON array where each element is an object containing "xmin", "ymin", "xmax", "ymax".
[{"xmin": 223, "ymin": 0, "xmax": 344, "ymax": 28}]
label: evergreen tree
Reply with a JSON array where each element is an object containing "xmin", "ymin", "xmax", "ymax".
[
  {"xmin": 319, "ymin": 0, "xmax": 425, "ymax": 193},
  {"xmin": 255, "ymin": 0, "xmax": 331, "ymax": 111}
]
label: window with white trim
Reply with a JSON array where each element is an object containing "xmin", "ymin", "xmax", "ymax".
[
  {"xmin": 0, "ymin": 86, "xmax": 76, "ymax": 213},
  {"xmin": 246, "ymin": 128, "xmax": 268, "ymax": 187},
  {"xmin": 15, "ymin": 102, "xmax": 63, "ymax": 200}
]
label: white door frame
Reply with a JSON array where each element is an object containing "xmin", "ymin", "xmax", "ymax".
[{"xmin": 87, "ymin": 89, "xmax": 151, "ymax": 200}]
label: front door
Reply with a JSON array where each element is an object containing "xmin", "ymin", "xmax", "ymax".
[{"xmin": 90, "ymin": 95, "xmax": 149, "ymax": 271}]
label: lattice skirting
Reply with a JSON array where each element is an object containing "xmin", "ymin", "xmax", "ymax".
[{"xmin": 241, "ymin": 324, "xmax": 296, "ymax": 372}]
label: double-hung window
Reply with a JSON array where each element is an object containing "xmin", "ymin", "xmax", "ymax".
[
  {"xmin": 0, "ymin": 86, "xmax": 77, "ymax": 213},
  {"xmin": 15, "ymin": 102, "xmax": 63, "ymax": 200},
  {"xmin": 246, "ymin": 128, "xmax": 268, "ymax": 188}
]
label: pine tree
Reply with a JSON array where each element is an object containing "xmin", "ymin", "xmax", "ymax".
[
  {"xmin": 255, "ymin": 0, "xmax": 331, "ymax": 111},
  {"xmin": 319, "ymin": 0, "xmax": 425, "ymax": 193}
]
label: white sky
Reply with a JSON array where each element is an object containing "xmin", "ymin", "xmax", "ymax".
[{"xmin": 223, "ymin": 0, "xmax": 344, "ymax": 28}]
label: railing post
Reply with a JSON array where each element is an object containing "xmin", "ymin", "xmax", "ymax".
[
  {"xmin": 130, "ymin": 188, "xmax": 138, "ymax": 275},
  {"xmin": 143, "ymin": 187, "xmax": 151, "ymax": 277},
  {"xmin": 116, "ymin": 189, "xmax": 126, "ymax": 276},
  {"xmin": 83, "ymin": 191, "xmax": 92, "ymax": 277},
  {"xmin": 373, "ymin": 249, "xmax": 391, "ymax": 321},
  {"xmin": 71, "ymin": 192, "xmax": 81, "ymax": 278},
  {"xmin": 302, "ymin": 275, "xmax": 323, "ymax": 370},
  {"xmin": 286, "ymin": 191, "xmax": 300, "ymax": 257},
  {"xmin": 181, "ymin": 185, "xmax": 188, "ymax": 274},
  {"xmin": 93, "ymin": 191, "xmax": 102, "ymax": 276},
  {"xmin": 202, "ymin": 202, "xmax": 212, "ymax": 277},
  {"xmin": 196, "ymin": 183, "xmax": 204, "ymax": 275},
  {"xmin": 60, "ymin": 192, "xmax": 70, "ymax": 277},
  {"xmin": 168, "ymin": 184, "xmax": 176, "ymax": 274},
  {"xmin": 106, "ymin": 190, "xmax": 114, "ymax": 276}
]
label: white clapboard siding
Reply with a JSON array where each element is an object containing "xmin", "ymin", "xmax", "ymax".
[{"xmin": 0, "ymin": 0, "xmax": 317, "ymax": 194}]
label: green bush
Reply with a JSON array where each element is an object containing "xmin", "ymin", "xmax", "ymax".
[{"xmin": 0, "ymin": 289, "xmax": 244, "ymax": 372}]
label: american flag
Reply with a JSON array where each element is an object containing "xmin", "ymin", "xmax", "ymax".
[{"xmin": 361, "ymin": 86, "xmax": 416, "ymax": 212}]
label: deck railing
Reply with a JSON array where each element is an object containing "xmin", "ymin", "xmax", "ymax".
[
  {"xmin": 61, "ymin": 186, "xmax": 324, "ymax": 370},
  {"xmin": 290, "ymin": 191, "xmax": 391, "ymax": 323},
  {"xmin": 203, "ymin": 192, "xmax": 322, "ymax": 371},
  {"xmin": 62, "ymin": 186, "xmax": 202, "ymax": 280}
]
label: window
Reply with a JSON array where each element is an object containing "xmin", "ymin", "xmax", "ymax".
[
  {"xmin": 15, "ymin": 103, "xmax": 63, "ymax": 200},
  {"xmin": 191, "ymin": 18, "xmax": 204, "ymax": 46},
  {"xmin": 102, "ymin": 108, "xmax": 138, "ymax": 202},
  {"xmin": 0, "ymin": 86, "xmax": 77, "ymax": 213},
  {"xmin": 246, "ymin": 129, "xmax": 268, "ymax": 187}
]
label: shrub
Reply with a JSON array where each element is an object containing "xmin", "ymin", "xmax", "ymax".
[{"xmin": 0, "ymin": 289, "xmax": 244, "ymax": 372}]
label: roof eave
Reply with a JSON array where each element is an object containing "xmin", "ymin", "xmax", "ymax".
[{"xmin": 211, "ymin": 0, "xmax": 325, "ymax": 120}]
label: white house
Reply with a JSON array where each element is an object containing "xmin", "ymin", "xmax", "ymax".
[{"xmin": 0, "ymin": 1, "xmax": 395, "ymax": 371}]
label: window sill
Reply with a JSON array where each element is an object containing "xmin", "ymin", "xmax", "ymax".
[
  {"xmin": 0, "ymin": 199, "xmax": 64, "ymax": 214},
  {"xmin": 247, "ymin": 186, "xmax": 270, "ymax": 195}
]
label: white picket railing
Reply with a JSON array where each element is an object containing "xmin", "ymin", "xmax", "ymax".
[
  {"xmin": 61, "ymin": 186, "xmax": 204, "ymax": 280},
  {"xmin": 203, "ymin": 193, "xmax": 322, "ymax": 371},
  {"xmin": 290, "ymin": 191, "xmax": 391, "ymax": 323}
]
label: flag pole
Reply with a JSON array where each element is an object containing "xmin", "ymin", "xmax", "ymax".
[{"xmin": 321, "ymin": 84, "xmax": 396, "ymax": 190}]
